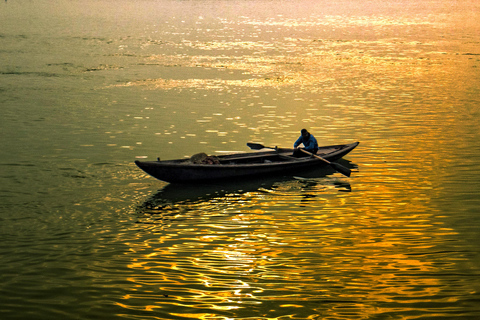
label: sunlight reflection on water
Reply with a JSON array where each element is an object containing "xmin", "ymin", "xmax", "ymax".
[
  {"xmin": 1, "ymin": 0, "xmax": 479, "ymax": 319},
  {"xmin": 100, "ymin": 3, "xmax": 480, "ymax": 318},
  {"xmin": 122, "ymin": 183, "xmax": 465, "ymax": 319}
]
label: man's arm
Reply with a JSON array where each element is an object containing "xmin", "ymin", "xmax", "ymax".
[{"xmin": 293, "ymin": 136, "xmax": 302, "ymax": 148}]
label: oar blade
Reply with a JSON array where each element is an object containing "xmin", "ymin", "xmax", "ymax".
[
  {"xmin": 247, "ymin": 142, "xmax": 266, "ymax": 150},
  {"xmin": 329, "ymin": 162, "xmax": 352, "ymax": 177}
]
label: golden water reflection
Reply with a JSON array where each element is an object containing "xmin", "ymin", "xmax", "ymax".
[
  {"xmin": 110, "ymin": 38, "xmax": 452, "ymax": 92},
  {"xmin": 117, "ymin": 166, "xmax": 467, "ymax": 319},
  {"xmin": 104, "ymin": 3, "xmax": 480, "ymax": 318},
  {"xmin": 2, "ymin": 0, "xmax": 479, "ymax": 319}
]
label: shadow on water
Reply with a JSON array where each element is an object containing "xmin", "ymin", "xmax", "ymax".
[{"xmin": 135, "ymin": 159, "xmax": 356, "ymax": 223}]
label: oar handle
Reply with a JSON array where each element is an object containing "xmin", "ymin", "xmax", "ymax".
[{"xmin": 299, "ymin": 148, "xmax": 330, "ymax": 164}]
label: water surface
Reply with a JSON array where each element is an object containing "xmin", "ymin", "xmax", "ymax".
[{"xmin": 1, "ymin": 0, "xmax": 479, "ymax": 319}]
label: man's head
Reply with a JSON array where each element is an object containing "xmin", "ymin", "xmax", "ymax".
[{"xmin": 301, "ymin": 129, "xmax": 309, "ymax": 138}]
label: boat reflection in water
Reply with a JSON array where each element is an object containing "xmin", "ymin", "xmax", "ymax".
[{"xmin": 136, "ymin": 159, "xmax": 355, "ymax": 223}]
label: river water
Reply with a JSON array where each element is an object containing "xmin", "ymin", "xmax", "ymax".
[{"xmin": 1, "ymin": 0, "xmax": 479, "ymax": 319}]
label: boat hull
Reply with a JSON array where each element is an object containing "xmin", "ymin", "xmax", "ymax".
[{"xmin": 135, "ymin": 142, "xmax": 359, "ymax": 183}]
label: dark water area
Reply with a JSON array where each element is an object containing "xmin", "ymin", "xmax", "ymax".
[{"xmin": 1, "ymin": 0, "xmax": 480, "ymax": 319}]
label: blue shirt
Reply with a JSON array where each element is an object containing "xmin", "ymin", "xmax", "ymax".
[{"xmin": 294, "ymin": 134, "xmax": 318, "ymax": 151}]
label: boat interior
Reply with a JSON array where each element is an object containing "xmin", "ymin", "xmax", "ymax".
[
  {"xmin": 218, "ymin": 153, "xmax": 302, "ymax": 165},
  {"xmin": 157, "ymin": 145, "xmax": 345, "ymax": 165},
  {"xmin": 214, "ymin": 146, "xmax": 343, "ymax": 165}
]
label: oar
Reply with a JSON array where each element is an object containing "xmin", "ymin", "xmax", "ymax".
[
  {"xmin": 246, "ymin": 142, "xmax": 276, "ymax": 150},
  {"xmin": 298, "ymin": 149, "xmax": 351, "ymax": 177},
  {"xmin": 247, "ymin": 142, "xmax": 352, "ymax": 177}
]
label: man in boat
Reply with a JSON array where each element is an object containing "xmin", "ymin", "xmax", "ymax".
[{"xmin": 293, "ymin": 129, "xmax": 318, "ymax": 156}]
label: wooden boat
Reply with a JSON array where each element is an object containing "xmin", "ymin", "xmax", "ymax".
[{"xmin": 135, "ymin": 142, "xmax": 359, "ymax": 183}]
